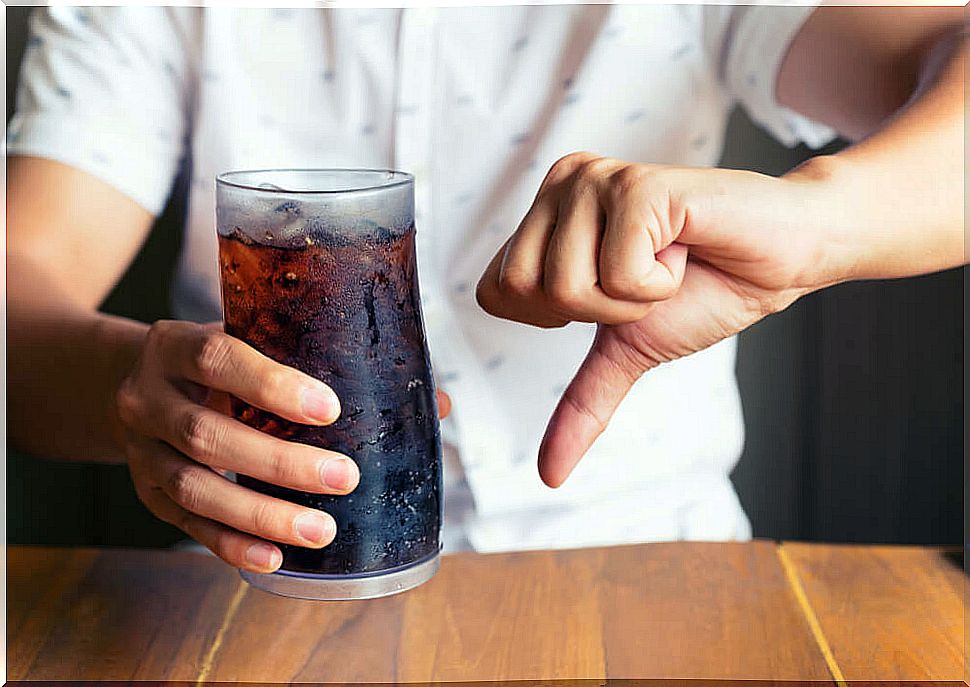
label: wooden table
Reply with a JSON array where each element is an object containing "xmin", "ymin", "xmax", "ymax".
[{"xmin": 8, "ymin": 541, "xmax": 964, "ymax": 683}]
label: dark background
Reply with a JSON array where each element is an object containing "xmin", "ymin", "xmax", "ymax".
[{"xmin": 7, "ymin": 7, "xmax": 963, "ymax": 548}]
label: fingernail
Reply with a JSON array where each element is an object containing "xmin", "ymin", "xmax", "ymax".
[
  {"xmin": 320, "ymin": 457, "xmax": 356, "ymax": 491},
  {"xmin": 301, "ymin": 383, "xmax": 340, "ymax": 423},
  {"xmin": 295, "ymin": 511, "xmax": 335, "ymax": 545},
  {"xmin": 245, "ymin": 542, "xmax": 281, "ymax": 571}
]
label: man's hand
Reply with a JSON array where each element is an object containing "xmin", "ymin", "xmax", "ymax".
[
  {"xmin": 8, "ymin": 157, "xmax": 456, "ymax": 576},
  {"xmin": 117, "ymin": 320, "xmax": 450, "ymax": 573},
  {"xmin": 478, "ymin": 11, "xmax": 965, "ymax": 489},
  {"xmin": 117, "ymin": 321, "xmax": 356, "ymax": 573},
  {"xmin": 477, "ymin": 152, "xmax": 832, "ymax": 488}
]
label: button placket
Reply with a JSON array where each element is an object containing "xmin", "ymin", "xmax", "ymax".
[{"xmin": 393, "ymin": 8, "xmax": 516, "ymax": 500}]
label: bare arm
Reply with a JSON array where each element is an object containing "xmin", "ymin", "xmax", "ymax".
[
  {"xmin": 8, "ymin": 156, "xmax": 456, "ymax": 572},
  {"xmin": 7, "ymin": 156, "xmax": 154, "ymax": 462},
  {"xmin": 777, "ymin": 6, "xmax": 965, "ymax": 284},
  {"xmin": 7, "ymin": 156, "xmax": 355, "ymax": 570},
  {"xmin": 477, "ymin": 8, "xmax": 966, "ymax": 486}
]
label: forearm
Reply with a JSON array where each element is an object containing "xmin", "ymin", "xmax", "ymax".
[
  {"xmin": 8, "ymin": 252, "xmax": 147, "ymax": 463},
  {"xmin": 785, "ymin": 29, "xmax": 965, "ymax": 287}
]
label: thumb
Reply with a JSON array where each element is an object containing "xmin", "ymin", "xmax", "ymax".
[{"xmin": 538, "ymin": 327, "xmax": 650, "ymax": 488}]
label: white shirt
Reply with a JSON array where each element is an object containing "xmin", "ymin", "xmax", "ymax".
[{"xmin": 8, "ymin": 4, "xmax": 833, "ymax": 553}]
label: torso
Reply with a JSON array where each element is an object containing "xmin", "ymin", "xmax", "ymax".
[{"xmin": 172, "ymin": 5, "xmax": 749, "ymax": 549}]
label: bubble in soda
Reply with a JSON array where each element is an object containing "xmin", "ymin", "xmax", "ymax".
[{"xmin": 219, "ymin": 218, "xmax": 442, "ymax": 575}]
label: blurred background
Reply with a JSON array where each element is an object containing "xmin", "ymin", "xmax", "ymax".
[{"xmin": 6, "ymin": 6, "xmax": 963, "ymax": 548}]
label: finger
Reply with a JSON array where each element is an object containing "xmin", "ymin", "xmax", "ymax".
[
  {"xmin": 477, "ymin": 154, "xmax": 603, "ymax": 329},
  {"xmin": 475, "ymin": 238, "xmax": 516, "ymax": 320},
  {"xmin": 598, "ymin": 185, "xmax": 689, "ymax": 302},
  {"xmin": 543, "ymin": 180, "xmax": 653, "ymax": 325},
  {"xmin": 495, "ymin": 190, "xmax": 572, "ymax": 328},
  {"xmin": 165, "ymin": 326, "xmax": 341, "ymax": 425},
  {"xmin": 136, "ymin": 389, "xmax": 358, "ymax": 494},
  {"xmin": 137, "ymin": 385, "xmax": 230, "ymax": 480},
  {"xmin": 476, "ymin": 216, "xmax": 568, "ymax": 329},
  {"xmin": 436, "ymin": 389, "xmax": 452, "ymax": 419},
  {"xmin": 654, "ymin": 242, "xmax": 689, "ymax": 291},
  {"xmin": 139, "ymin": 485, "xmax": 283, "ymax": 573},
  {"xmin": 538, "ymin": 327, "xmax": 652, "ymax": 488},
  {"xmin": 140, "ymin": 436, "xmax": 339, "ymax": 548}
]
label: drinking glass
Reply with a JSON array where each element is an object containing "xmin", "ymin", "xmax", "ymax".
[{"xmin": 216, "ymin": 169, "xmax": 442, "ymax": 600}]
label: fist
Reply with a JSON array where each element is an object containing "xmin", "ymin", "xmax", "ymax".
[
  {"xmin": 476, "ymin": 152, "xmax": 689, "ymax": 328},
  {"xmin": 477, "ymin": 152, "xmax": 815, "ymax": 488}
]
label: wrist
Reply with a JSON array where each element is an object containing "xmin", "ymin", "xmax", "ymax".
[
  {"xmin": 90, "ymin": 313, "xmax": 150, "ymax": 457},
  {"xmin": 780, "ymin": 154, "xmax": 864, "ymax": 289},
  {"xmin": 678, "ymin": 164, "xmax": 850, "ymax": 300}
]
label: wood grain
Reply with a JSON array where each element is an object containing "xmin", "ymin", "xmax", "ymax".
[
  {"xmin": 208, "ymin": 545, "xmax": 609, "ymax": 682},
  {"xmin": 8, "ymin": 546, "xmax": 242, "ymax": 681},
  {"xmin": 9, "ymin": 543, "xmax": 832, "ymax": 682},
  {"xmin": 7, "ymin": 547, "xmax": 98, "ymax": 677},
  {"xmin": 780, "ymin": 542, "xmax": 964, "ymax": 681},
  {"xmin": 596, "ymin": 541, "xmax": 832, "ymax": 680},
  {"xmin": 8, "ymin": 542, "xmax": 959, "ymax": 683}
]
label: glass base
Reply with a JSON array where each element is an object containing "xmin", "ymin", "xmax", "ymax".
[{"xmin": 239, "ymin": 551, "xmax": 440, "ymax": 601}]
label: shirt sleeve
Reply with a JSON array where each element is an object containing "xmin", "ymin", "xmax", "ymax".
[
  {"xmin": 704, "ymin": 3, "xmax": 837, "ymax": 149},
  {"xmin": 6, "ymin": 7, "xmax": 196, "ymax": 216}
]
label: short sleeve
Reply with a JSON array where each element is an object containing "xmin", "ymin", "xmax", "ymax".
[
  {"xmin": 6, "ymin": 7, "xmax": 196, "ymax": 215},
  {"xmin": 704, "ymin": 3, "xmax": 837, "ymax": 149}
]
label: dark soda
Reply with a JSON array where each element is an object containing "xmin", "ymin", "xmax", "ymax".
[{"xmin": 218, "ymin": 220, "xmax": 442, "ymax": 576}]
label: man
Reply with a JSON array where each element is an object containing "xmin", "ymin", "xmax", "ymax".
[{"xmin": 7, "ymin": 5, "xmax": 964, "ymax": 573}]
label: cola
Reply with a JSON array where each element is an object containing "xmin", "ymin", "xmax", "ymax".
[{"xmin": 216, "ymin": 170, "xmax": 442, "ymax": 598}]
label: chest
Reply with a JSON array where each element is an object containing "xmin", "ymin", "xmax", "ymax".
[
  {"xmin": 183, "ymin": 6, "xmax": 730, "ymax": 287},
  {"xmin": 189, "ymin": 6, "xmax": 723, "ymax": 167}
]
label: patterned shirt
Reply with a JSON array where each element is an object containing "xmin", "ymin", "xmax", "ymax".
[{"xmin": 9, "ymin": 4, "xmax": 833, "ymax": 552}]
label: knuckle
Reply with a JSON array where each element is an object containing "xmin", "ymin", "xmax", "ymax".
[
  {"xmin": 562, "ymin": 392, "xmax": 608, "ymax": 434},
  {"xmin": 166, "ymin": 465, "xmax": 207, "ymax": 511},
  {"xmin": 546, "ymin": 151, "xmax": 596, "ymax": 185},
  {"xmin": 248, "ymin": 499, "xmax": 279, "ymax": 536},
  {"xmin": 193, "ymin": 331, "xmax": 235, "ymax": 383},
  {"xmin": 266, "ymin": 444, "xmax": 300, "ymax": 486},
  {"xmin": 208, "ymin": 535, "xmax": 238, "ymax": 564},
  {"xmin": 600, "ymin": 269, "xmax": 655, "ymax": 301},
  {"xmin": 216, "ymin": 547, "xmax": 249, "ymax": 570},
  {"xmin": 498, "ymin": 267, "xmax": 538, "ymax": 299},
  {"xmin": 547, "ymin": 153, "xmax": 579, "ymax": 178},
  {"xmin": 609, "ymin": 166, "xmax": 646, "ymax": 202},
  {"xmin": 544, "ymin": 159, "xmax": 570, "ymax": 184},
  {"xmin": 144, "ymin": 320, "xmax": 174, "ymax": 347},
  {"xmin": 261, "ymin": 368, "xmax": 290, "ymax": 403},
  {"xmin": 115, "ymin": 378, "xmax": 142, "ymax": 427},
  {"xmin": 547, "ymin": 280, "xmax": 589, "ymax": 313},
  {"xmin": 577, "ymin": 157, "xmax": 611, "ymax": 182},
  {"xmin": 178, "ymin": 411, "xmax": 221, "ymax": 460}
]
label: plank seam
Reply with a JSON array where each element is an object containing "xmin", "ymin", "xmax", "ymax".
[
  {"xmin": 776, "ymin": 543, "xmax": 847, "ymax": 687},
  {"xmin": 195, "ymin": 579, "xmax": 248, "ymax": 685}
]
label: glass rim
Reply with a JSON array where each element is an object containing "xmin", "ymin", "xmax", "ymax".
[{"xmin": 215, "ymin": 168, "xmax": 414, "ymax": 195}]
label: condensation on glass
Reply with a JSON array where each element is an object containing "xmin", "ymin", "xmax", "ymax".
[{"xmin": 216, "ymin": 169, "xmax": 442, "ymax": 600}]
